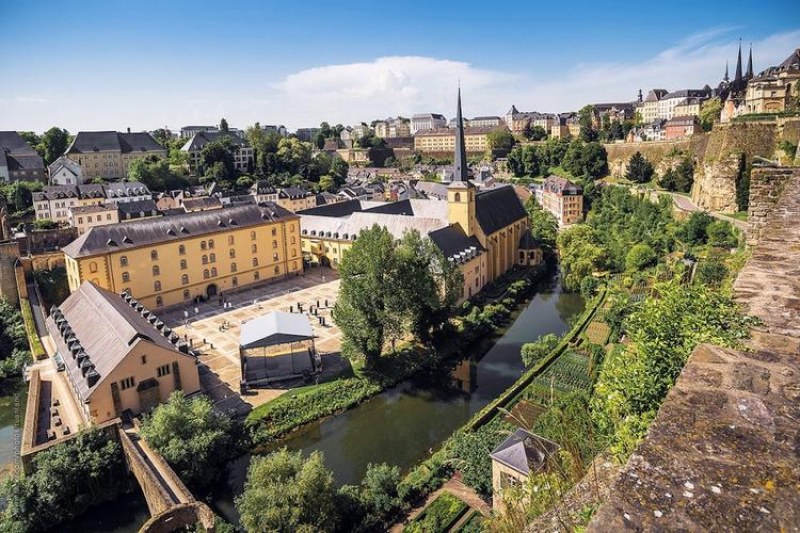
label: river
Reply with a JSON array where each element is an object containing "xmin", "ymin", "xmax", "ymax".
[{"xmin": 213, "ymin": 273, "xmax": 584, "ymax": 523}]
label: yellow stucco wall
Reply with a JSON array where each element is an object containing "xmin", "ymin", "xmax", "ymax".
[{"xmin": 66, "ymin": 218, "xmax": 303, "ymax": 309}]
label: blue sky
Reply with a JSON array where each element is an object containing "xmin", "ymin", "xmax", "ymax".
[{"xmin": 1, "ymin": 0, "xmax": 799, "ymax": 132}]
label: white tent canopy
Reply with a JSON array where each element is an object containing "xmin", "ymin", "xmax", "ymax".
[{"xmin": 239, "ymin": 311, "xmax": 314, "ymax": 350}]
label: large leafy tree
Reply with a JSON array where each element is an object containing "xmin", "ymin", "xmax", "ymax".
[
  {"xmin": 40, "ymin": 127, "xmax": 70, "ymax": 165},
  {"xmin": 236, "ymin": 448, "xmax": 338, "ymax": 533},
  {"xmin": 200, "ymin": 137, "xmax": 237, "ymax": 182},
  {"xmin": 625, "ymin": 151, "xmax": 654, "ymax": 183},
  {"xmin": 524, "ymin": 197, "xmax": 558, "ymax": 255},
  {"xmin": 556, "ymin": 225, "xmax": 607, "ymax": 290},
  {"xmin": 128, "ymin": 154, "xmax": 187, "ymax": 191},
  {"xmin": 139, "ymin": 391, "xmax": 235, "ymax": 492},
  {"xmin": 486, "ymin": 128, "xmax": 516, "ymax": 153},
  {"xmin": 562, "ymin": 140, "xmax": 607, "ymax": 179},
  {"xmin": 699, "ymin": 97, "xmax": 722, "ymax": 132},
  {"xmin": 578, "ymin": 105, "xmax": 598, "ymax": 142}
]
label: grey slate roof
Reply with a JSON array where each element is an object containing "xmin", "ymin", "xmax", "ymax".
[
  {"xmin": 182, "ymin": 196, "xmax": 222, "ymax": 211},
  {"xmin": 474, "ymin": 185, "xmax": 527, "ymax": 235},
  {"xmin": 180, "ymin": 131, "xmax": 249, "ymax": 151},
  {"xmin": 66, "ymin": 131, "xmax": 164, "ymax": 154},
  {"xmin": 104, "ymin": 181, "xmax": 151, "ymax": 198},
  {"xmin": 298, "ymin": 199, "xmax": 363, "ymax": 217},
  {"xmin": 0, "ymin": 131, "xmax": 38, "ymax": 152},
  {"xmin": 46, "ymin": 282, "xmax": 186, "ymax": 400},
  {"xmin": 279, "ymin": 187, "xmax": 311, "ymax": 199},
  {"xmin": 117, "ymin": 199, "xmax": 159, "ymax": 218},
  {"xmin": 543, "ymin": 175, "xmax": 582, "ymax": 196},
  {"xmin": 48, "ymin": 156, "xmax": 82, "ymax": 177},
  {"xmin": 63, "ymin": 203, "xmax": 297, "ymax": 258},
  {"xmin": 490, "ymin": 428, "xmax": 559, "ymax": 476},
  {"xmin": 428, "ymin": 223, "xmax": 484, "ymax": 259}
]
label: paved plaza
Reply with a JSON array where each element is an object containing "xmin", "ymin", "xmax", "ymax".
[{"xmin": 168, "ymin": 268, "xmax": 345, "ymax": 414}]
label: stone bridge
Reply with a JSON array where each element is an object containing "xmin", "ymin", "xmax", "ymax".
[
  {"xmin": 589, "ymin": 167, "xmax": 800, "ymax": 531},
  {"xmin": 118, "ymin": 426, "xmax": 216, "ymax": 532}
]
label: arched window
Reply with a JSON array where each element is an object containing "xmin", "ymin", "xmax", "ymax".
[
  {"xmin": 89, "ymin": 261, "xmax": 98, "ymax": 273},
  {"xmin": 252, "ymin": 257, "xmax": 259, "ymax": 267},
  {"xmin": 254, "ymin": 271, "xmax": 260, "ymax": 280},
  {"xmin": 291, "ymin": 236, "xmax": 296, "ymax": 244},
  {"xmin": 231, "ymin": 262, "xmax": 237, "ymax": 273},
  {"xmin": 252, "ymin": 244, "xmax": 258, "ymax": 253},
  {"xmin": 120, "ymin": 256, "xmax": 128, "ymax": 267},
  {"xmin": 229, "ymin": 249, "xmax": 236, "ymax": 258},
  {"xmin": 201, "ymin": 241, "xmax": 207, "ymax": 250},
  {"xmin": 291, "ymin": 249, "xmax": 297, "ymax": 257},
  {"xmin": 250, "ymin": 231, "xmax": 256, "ymax": 241},
  {"xmin": 183, "ymin": 289, "xmax": 190, "ymax": 300},
  {"xmin": 454, "ymin": 192, "xmax": 461, "ymax": 202},
  {"xmin": 156, "ymin": 296, "xmax": 163, "ymax": 307},
  {"xmin": 292, "ymin": 261, "xmax": 298, "ymax": 271},
  {"xmin": 273, "ymin": 253, "xmax": 279, "ymax": 261},
  {"xmin": 273, "ymin": 266, "xmax": 280, "ymax": 275},
  {"xmin": 209, "ymin": 253, "xmax": 216, "ymax": 263},
  {"xmin": 181, "ymin": 274, "xmax": 189, "ymax": 285},
  {"xmin": 152, "ymin": 265, "xmax": 160, "ymax": 276},
  {"xmin": 154, "ymin": 280, "xmax": 162, "ymax": 292},
  {"xmin": 228, "ymin": 235, "xmax": 234, "ymax": 245},
  {"xmin": 272, "ymin": 240, "xmax": 278, "ymax": 249},
  {"xmin": 232, "ymin": 276, "xmax": 238, "ymax": 287},
  {"xmin": 203, "ymin": 269, "xmax": 210, "ymax": 279},
  {"xmin": 202, "ymin": 255, "xmax": 208, "ymax": 264},
  {"xmin": 210, "ymin": 267, "xmax": 217, "ymax": 277},
  {"xmin": 150, "ymin": 250, "xmax": 158, "ymax": 260},
  {"xmin": 180, "ymin": 259, "xmax": 187, "ymax": 270},
  {"xmin": 122, "ymin": 272, "xmax": 130, "ymax": 282},
  {"xmin": 208, "ymin": 239, "xmax": 215, "ymax": 249},
  {"xmin": 178, "ymin": 244, "xmax": 186, "ymax": 255}
]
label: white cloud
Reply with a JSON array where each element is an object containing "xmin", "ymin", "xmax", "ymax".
[{"xmin": 14, "ymin": 95, "xmax": 50, "ymax": 104}]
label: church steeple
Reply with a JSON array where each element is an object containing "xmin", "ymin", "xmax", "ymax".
[
  {"xmin": 746, "ymin": 44, "xmax": 754, "ymax": 79},
  {"xmin": 723, "ymin": 60, "xmax": 729, "ymax": 82},
  {"xmin": 734, "ymin": 39, "xmax": 743, "ymax": 84},
  {"xmin": 453, "ymin": 87, "xmax": 469, "ymax": 183}
]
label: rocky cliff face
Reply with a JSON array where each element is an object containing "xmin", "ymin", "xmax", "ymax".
[{"xmin": 605, "ymin": 119, "xmax": 800, "ymax": 212}]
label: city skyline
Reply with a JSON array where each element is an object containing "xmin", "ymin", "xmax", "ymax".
[{"xmin": 1, "ymin": 0, "xmax": 799, "ymax": 132}]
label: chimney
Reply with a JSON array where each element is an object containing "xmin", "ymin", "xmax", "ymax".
[{"xmin": 127, "ymin": 127, "xmax": 131, "ymax": 134}]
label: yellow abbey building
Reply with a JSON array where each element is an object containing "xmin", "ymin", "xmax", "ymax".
[
  {"xmin": 300, "ymin": 89, "xmax": 540, "ymax": 300},
  {"xmin": 63, "ymin": 203, "xmax": 303, "ymax": 309}
]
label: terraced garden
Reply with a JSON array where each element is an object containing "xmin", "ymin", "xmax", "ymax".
[{"xmin": 524, "ymin": 350, "xmax": 592, "ymax": 407}]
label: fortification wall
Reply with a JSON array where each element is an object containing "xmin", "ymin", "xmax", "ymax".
[
  {"xmin": 588, "ymin": 167, "xmax": 800, "ymax": 532},
  {"xmin": 0, "ymin": 241, "xmax": 20, "ymax": 305}
]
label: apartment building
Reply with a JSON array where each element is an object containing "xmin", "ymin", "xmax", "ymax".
[
  {"xmin": 540, "ymin": 175, "xmax": 584, "ymax": 226},
  {"xmin": 33, "ymin": 182, "xmax": 151, "ymax": 224},
  {"xmin": 49, "ymin": 156, "xmax": 83, "ymax": 185},
  {"xmin": 414, "ymin": 126, "xmax": 498, "ymax": 154},
  {"xmin": 65, "ymin": 131, "xmax": 166, "ymax": 179},
  {"xmin": 411, "ymin": 113, "xmax": 447, "ymax": 134},
  {"xmin": 69, "ymin": 204, "xmax": 120, "ymax": 235},
  {"xmin": 277, "ymin": 187, "xmax": 316, "ymax": 212},
  {"xmin": 0, "ymin": 131, "xmax": 46, "ymax": 182},
  {"xmin": 181, "ymin": 131, "xmax": 254, "ymax": 175}
]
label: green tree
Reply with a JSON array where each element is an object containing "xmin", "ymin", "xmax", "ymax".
[
  {"xmin": 128, "ymin": 154, "xmax": 187, "ymax": 191},
  {"xmin": 625, "ymin": 243, "xmax": 656, "ymax": 271},
  {"xmin": 449, "ymin": 419, "xmax": 511, "ymax": 495},
  {"xmin": 525, "ymin": 198, "xmax": 558, "ymax": 254},
  {"xmin": 578, "ymin": 105, "xmax": 598, "ymax": 142},
  {"xmin": 486, "ymin": 128, "xmax": 516, "ymax": 153},
  {"xmin": 507, "ymin": 145, "xmax": 542, "ymax": 177},
  {"xmin": 329, "ymin": 157, "xmax": 349, "ymax": 189},
  {"xmin": 200, "ymin": 138, "xmax": 236, "ymax": 182},
  {"xmin": 18, "ymin": 131, "xmax": 41, "ymax": 154},
  {"xmin": 40, "ymin": 127, "xmax": 70, "ymax": 165},
  {"xmin": 679, "ymin": 212, "xmax": 712, "ymax": 245},
  {"xmin": 521, "ymin": 333, "xmax": 560, "ymax": 367},
  {"xmin": 334, "ymin": 225, "xmax": 399, "ymax": 365},
  {"xmin": 699, "ymin": 98, "xmax": 722, "ymax": 132},
  {"xmin": 557, "ymin": 225, "xmax": 606, "ymax": 290},
  {"xmin": 314, "ymin": 132, "xmax": 326, "ymax": 150},
  {"xmin": 735, "ymin": 153, "xmax": 750, "ymax": 212},
  {"xmin": 0, "ymin": 428, "xmax": 129, "ymax": 532},
  {"xmin": 706, "ymin": 220, "xmax": 737, "ymax": 248},
  {"xmin": 338, "ymin": 462, "xmax": 402, "ymax": 530},
  {"xmin": 236, "ymin": 449, "xmax": 338, "ymax": 533},
  {"xmin": 139, "ymin": 391, "xmax": 236, "ymax": 492},
  {"xmin": 319, "ymin": 122, "xmax": 333, "ymax": 139},
  {"xmin": 0, "ymin": 298, "xmax": 30, "ymax": 378},
  {"xmin": 694, "ymin": 260, "xmax": 728, "ymax": 287},
  {"xmin": 625, "ymin": 151, "xmax": 654, "ymax": 183},
  {"xmin": 32, "ymin": 218, "xmax": 57, "ymax": 230},
  {"xmin": 219, "ymin": 117, "xmax": 229, "ymax": 133},
  {"xmin": 562, "ymin": 141, "xmax": 608, "ymax": 179}
]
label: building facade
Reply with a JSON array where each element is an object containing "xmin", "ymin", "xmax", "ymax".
[
  {"xmin": 744, "ymin": 48, "xmax": 800, "ymax": 114},
  {"xmin": 33, "ymin": 182, "xmax": 151, "ymax": 224},
  {"xmin": 48, "ymin": 156, "xmax": 83, "ymax": 185},
  {"xmin": 65, "ymin": 131, "xmax": 166, "ymax": 179},
  {"xmin": 411, "ymin": 113, "xmax": 447, "ymax": 134},
  {"xmin": 69, "ymin": 204, "xmax": 120, "ymax": 235},
  {"xmin": 490, "ymin": 428, "xmax": 559, "ymax": 513},
  {"xmin": 665, "ymin": 116, "xmax": 699, "ymax": 140},
  {"xmin": 277, "ymin": 187, "xmax": 316, "ymax": 212},
  {"xmin": 540, "ymin": 175, "xmax": 583, "ymax": 226},
  {"xmin": 414, "ymin": 126, "xmax": 498, "ymax": 154},
  {"xmin": 0, "ymin": 131, "xmax": 46, "ymax": 182},
  {"xmin": 46, "ymin": 282, "xmax": 201, "ymax": 424},
  {"xmin": 62, "ymin": 204, "xmax": 303, "ymax": 309},
  {"xmin": 181, "ymin": 131, "xmax": 254, "ymax": 175}
]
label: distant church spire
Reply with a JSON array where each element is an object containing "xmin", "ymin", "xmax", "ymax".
[
  {"xmin": 453, "ymin": 87, "xmax": 469, "ymax": 182},
  {"xmin": 746, "ymin": 44, "xmax": 754, "ymax": 79},
  {"xmin": 724, "ymin": 60, "xmax": 729, "ymax": 82},
  {"xmin": 734, "ymin": 39, "xmax": 743, "ymax": 83}
]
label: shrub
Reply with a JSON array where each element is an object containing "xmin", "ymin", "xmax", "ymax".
[
  {"xmin": 521, "ymin": 333, "xmax": 560, "ymax": 368},
  {"xmin": 706, "ymin": 220, "xmax": 737, "ymax": 248},
  {"xmin": 448, "ymin": 419, "xmax": 513, "ymax": 495},
  {"xmin": 694, "ymin": 260, "xmax": 728, "ymax": 287},
  {"xmin": 625, "ymin": 243, "xmax": 656, "ymax": 271},
  {"xmin": 404, "ymin": 492, "xmax": 468, "ymax": 533},
  {"xmin": 625, "ymin": 152, "xmax": 654, "ymax": 183}
]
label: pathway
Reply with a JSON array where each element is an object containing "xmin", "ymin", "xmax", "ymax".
[
  {"xmin": 389, "ymin": 475, "xmax": 491, "ymax": 532},
  {"xmin": 664, "ymin": 191, "xmax": 750, "ymax": 231}
]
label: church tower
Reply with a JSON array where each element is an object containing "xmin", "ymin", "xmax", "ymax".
[
  {"xmin": 746, "ymin": 44, "xmax": 754, "ymax": 80},
  {"xmin": 447, "ymin": 87, "xmax": 477, "ymax": 238}
]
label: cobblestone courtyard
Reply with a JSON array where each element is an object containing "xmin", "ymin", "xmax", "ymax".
[{"xmin": 167, "ymin": 268, "xmax": 345, "ymax": 414}]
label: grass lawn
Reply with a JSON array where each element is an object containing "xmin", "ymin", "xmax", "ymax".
[{"xmin": 721, "ymin": 211, "xmax": 748, "ymax": 221}]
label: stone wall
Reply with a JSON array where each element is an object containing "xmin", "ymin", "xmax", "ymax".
[
  {"xmin": 746, "ymin": 167, "xmax": 800, "ymax": 244},
  {"xmin": 0, "ymin": 241, "xmax": 20, "ymax": 305},
  {"xmin": 118, "ymin": 429, "xmax": 176, "ymax": 516},
  {"xmin": 139, "ymin": 502, "xmax": 216, "ymax": 533},
  {"xmin": 588, "ymin": 167, "xmax": 800, "ymax": 532},
  {"xmin": 16, "ymin": 227, "xmax": 78, "ymax": 256}
]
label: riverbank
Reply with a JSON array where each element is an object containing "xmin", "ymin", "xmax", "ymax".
[{"xmin": 244, "ymin": 265, "xmax": 550, "ymax": 448}]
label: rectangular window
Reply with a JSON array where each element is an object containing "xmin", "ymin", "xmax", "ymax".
[
  {"xmin": 120, "ymin": 376, "xmax": 135, "ymax": 390},
  {"xmin": 157, "ymin": 364, "xmax": 171, "ymax": 377}
]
